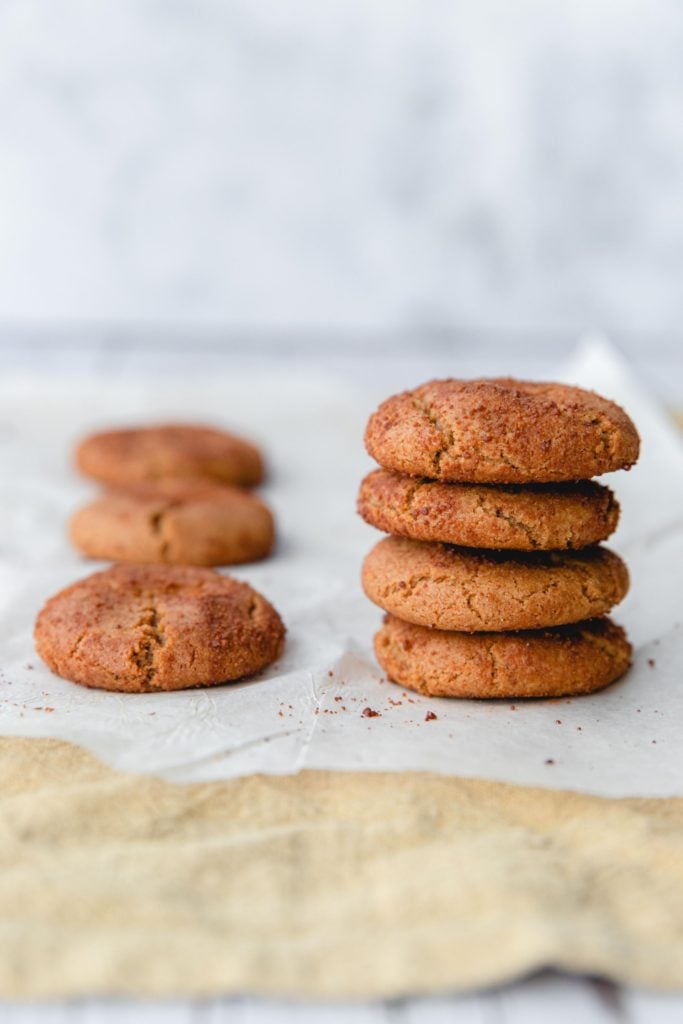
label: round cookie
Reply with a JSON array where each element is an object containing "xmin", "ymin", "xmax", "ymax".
[
  {"xmin": 70, "ymin": 481, "xmax": 275, "ymax": 566},
  {"xmin": 34, "ymin": 564, "xmax": 285, "ymax": 693},
  {"xmin": 365, "ymin": 378, "xmax": 640, "ymax": 483},
  {"xmin": 76, "ymin": 423, "xmax": 264, "ymax": 487},
  {"xmin": 374, "ymin": 614, "xmax": 631, "ymax": 699},
  {"xmin": 362, "ymin": 536, "xmax": 628, "ymax": 632},
  {"xmin": 358, "ymin": 470, "xmax": 619, "ymax": 551}
]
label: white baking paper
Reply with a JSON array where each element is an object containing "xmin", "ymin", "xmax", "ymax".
[{"xmin": 0, "ymin": 337, "xmax": 681, "ymax": 796}]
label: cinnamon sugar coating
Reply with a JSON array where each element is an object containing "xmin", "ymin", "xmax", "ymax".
[
  {"xmin": 365, "ymin": 378, "xmax": 640, "ymax": 483},
  {"xmin": 76, "ymin": 423, "xmax": 264, "ymax": 488},
  {"xmin": 374, "ymin": 614, "xmax": 631, "ymax": 698},
  {"xmin": 358, "ymin": 470, "xmax": 619, "ymax": 550},
  {"xmin": 34, "ymin": 564, "xmax": 285, "ymax": 692},
  {"xmin": 362, "ymin": 535, "xmax": 629, "ymax": 632},
  {"xmin": 70, "ymin": 481, "xmax": 274, "ymax": 566}
]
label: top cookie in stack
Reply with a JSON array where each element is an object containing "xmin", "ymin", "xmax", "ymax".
[
  {"xmin": 359, "ymin": 378, "xmax": 640, "ymax": 700},
  {"xmin": 362, "ymin": 378, "xmax": 639, "ymax": 485}
]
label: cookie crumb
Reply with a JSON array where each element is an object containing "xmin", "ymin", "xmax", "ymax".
[
  {"xmin": 647, "ymin": 658, "xmax": 656, "ymax": 668},
  {"xmin": 555, "ymin": 719, "xmax": 562, "ymax": 725},
  {"xmin": 425, "ymin": 711, "xmax": 438, "ymax": 722},
  {"xmin": 361, "ymin": 707, "xmax": 380, "ymax": 718},
  {"xmin": 545, "ymin": 758, "xmax": 555, "ymax": 765}
]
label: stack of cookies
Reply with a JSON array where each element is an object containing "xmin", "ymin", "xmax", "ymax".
[
  {"xmin": 359, "ymin": 379, "xmax": 640, "ymax": 699},
  {"xmin": 70, "ymin": 423, "xmax": 275, "ymax": 566}
]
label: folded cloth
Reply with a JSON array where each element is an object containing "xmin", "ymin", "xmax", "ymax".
[{"xmin": 0, "ymin": 737, "xmax": 681, "ymax": 998}]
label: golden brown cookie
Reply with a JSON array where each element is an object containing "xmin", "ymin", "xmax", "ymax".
[
  {"xmin": 365, "ymin": 378, "xmax": 640, "ymax": 483},
  {"xmin": 374, "ymin": 614, "xmax": 631, "ymax": 698},
  {"xmin": 34, "ymin": 564, "xmax": 285, "ymax": 693},
  {"xmin": 76, "ymin": 423, "xmax": 264, "ymax": 487},
  {"xmin": 69, "ymin": 481, "xmax": 275, "ymax": 566},
  {"xmin": 362, "ymin": 536, "xmax": 628, "ymax": 632},
  {"xmin": 358, "ymin": 470, "xmax": 619, "ymax": 550}
]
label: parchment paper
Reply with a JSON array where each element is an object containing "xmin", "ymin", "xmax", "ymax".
[{"xmin": 1, "ymin": 337, "xmax": 681, "ymax": 796}]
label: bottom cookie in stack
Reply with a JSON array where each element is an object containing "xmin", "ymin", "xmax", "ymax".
[{"xmin": 374, "ymin": 614, "xmax": 632, "ymax": 699}]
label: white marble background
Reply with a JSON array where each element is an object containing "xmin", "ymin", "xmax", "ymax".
[{"xmin": 0, "ymin": 0, "xmax": 682, "ymax": 338}]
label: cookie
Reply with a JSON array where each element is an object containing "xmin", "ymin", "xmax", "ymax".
[
  {"xmin": 76, "ymin": 423, "xmax": 264, "ymax": 487},
  {"xmin": 70, "ymin": 481, "xmax": 275, "ymax": 566},
  {"xmin": 358, "ymin": 470, "xmax": 619, "ymax": 550},
  {"xmin": 374, "ymin": 614, "xmax": 631, "ymax": 698},
  {"xmin": 34, "ymin": 564, "xmax": 285, "ymax": 692},
  {"xmin": 361, "ymin": 536, "xmax": 628, "ymax": 632},
  {"xmin": 365, "ymin": 378, "xmax": 640, "ymax": 483}
]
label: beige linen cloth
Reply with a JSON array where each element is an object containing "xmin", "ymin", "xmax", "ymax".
[{"xmin": 1, "ymin": 737, "xmax": 681, "ymax": 998}]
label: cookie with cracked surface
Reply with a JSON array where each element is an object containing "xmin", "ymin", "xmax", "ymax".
[
  {"xmin": 364, "ymin": 378, "xmax": 640, "ymax": 483},
  {"xmin": 362, "ymin": 536, "xmax": 629, "ymax": 632},
  {"xmin": 358, "ymin": 470, "xmax": 619, "ymax": 550},
  {"xmin": 76, "ymin": 423, "xmax": 264, "ymax": 487},
  {"xmin": 34, "ymin": 564, "xmax": 285, "ymax": 692},
  {"xmin": 70, "ymin": 481, "xmax": 275, "ymax": 566},
  {"xmin": 374, "ymin": 614, "xmax": 631, "ymax": 698}
]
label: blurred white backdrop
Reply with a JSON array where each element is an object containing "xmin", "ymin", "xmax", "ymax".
[{"xmin": 0, "ymin": 0, "xmax": 682, "ymax": 358}]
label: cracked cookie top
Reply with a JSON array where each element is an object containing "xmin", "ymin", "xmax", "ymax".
[
  {"xmin": 361, "ymin": 535, "xmax": 629, "ymax": 632},
  {"xmin": 70, "ymin": 481, "xmax": 275, "ymax": 566},
  {"xmin": 357, "ymin": 470, "xmax": 619, "ymax": 551},
  {"xmin": 364, "ymin": 378, "xmax": 640, "ymax": 483},
  {"xmin": 34, "ymin": 564, "xmax": 285, "ymax": 692},
  {"xmin": 374, "ymin": 614, "xmax": 632, "ymax": 699},
  {"xmin": 76, "ymin": 423, "xmax": 264, "ymax": 488}
]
